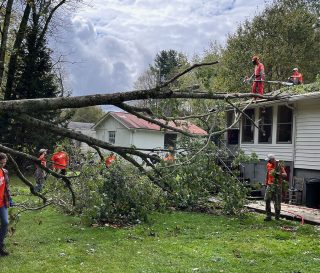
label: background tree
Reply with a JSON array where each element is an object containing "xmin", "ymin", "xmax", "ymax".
[
  {"xmin": 71, "ymin": 106, "xmax": 105, "ymax": 123},
  {"xmin": 134, "ymin": 50, "xmax": 189, "ymax": 116},
  {"xmin": 0, "ymin": 0, "xmax": 76, "ymax": 153},
  {"xmin": 216, "ymin": 0, "xmax": 320, "ymax": 93}
]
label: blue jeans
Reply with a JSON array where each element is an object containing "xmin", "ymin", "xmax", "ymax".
[{"xmin": 0, "ymin": 206, "xmax": 9, "ymax": 248}]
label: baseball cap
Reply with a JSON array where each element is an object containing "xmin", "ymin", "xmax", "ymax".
[
  {"xmin": 265, "ymin": 154, "xmax": 276, "ymax": 161},
  {"xmin": 293, "ymin": 68, "xmax": 298, "ymax": 71},
  {"xmin": 39, "ymin": 148, "xmax": 48, "ymax": 153}
]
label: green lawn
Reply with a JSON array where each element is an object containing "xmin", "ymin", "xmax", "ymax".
[
  {"xmin": 1, "ymin": 180, "xmax": 320, "ymax": 272},
  {"xmin": 1, "ymin": 208, "xmax": 319, "ymax": 272}
]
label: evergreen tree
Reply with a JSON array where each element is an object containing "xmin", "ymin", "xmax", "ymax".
[{"xmin": 0, "ymin": 24, "xmax": 68, "ymax": 152}]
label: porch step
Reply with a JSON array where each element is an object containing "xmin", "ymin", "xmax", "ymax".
[{"xmin": 247, "ymin": 196, "xmax": 263, "ymax": 200}]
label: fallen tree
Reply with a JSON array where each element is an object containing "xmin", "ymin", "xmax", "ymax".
[{"xmin": 0, "ymin": 61, "xmax": 289, "ymax": 216}]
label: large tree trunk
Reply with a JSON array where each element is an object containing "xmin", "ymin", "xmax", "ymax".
[
  {"xmin": 0, "ymin": 0, "xmax": 14, "ymax": 86},
  {"xmin": 4, "ymin": 2, "xmax": 31, "ymax": 100}
]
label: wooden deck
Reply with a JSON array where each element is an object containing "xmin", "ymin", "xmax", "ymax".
[{"xmin": 246, "ymin": 200, "xmax": 320, "ymax": 225}]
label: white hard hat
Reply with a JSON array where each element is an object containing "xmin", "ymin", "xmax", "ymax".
[
  {"xmin": 265, "ymin": 154, "xmax": 276, "ymax": 161},
  {"xmin": 293, "ymin": 68, "xmax": 299, "ymax": 71}
]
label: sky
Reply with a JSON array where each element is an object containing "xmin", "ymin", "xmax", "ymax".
[{"xmin": 57, "ymin": 0, "xmax": 268, "ymax": 96}]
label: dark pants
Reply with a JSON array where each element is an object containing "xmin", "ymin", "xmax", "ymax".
[
  {"xmin": 34, "ymin": 168, "xmax": 45, "ymax": 192},
  {"xmin": 264, "ymin": 184, "xmax": 282, "ymax": 219},
  {"xmin": 0, "ymin": 206, "xmax": 9, "ymax": 248}
]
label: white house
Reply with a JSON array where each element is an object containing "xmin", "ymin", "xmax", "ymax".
[
  {"xmin": 226, "ymin": 91, "xmax": 320, "ymax": 207},
  {"xmin": 93, "ymin": 111, "xmax": 207, "ymax": 152}
]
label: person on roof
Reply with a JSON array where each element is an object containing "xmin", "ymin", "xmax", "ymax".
[
  {"xmin": 251, "ymin": 55, "xmax": 265, "ymax": 95},
  {"xmin": 244, "ymin": 55, "xmax": 265, "ymax": 96},
  {"xmin": 264, "ymin": 154, "xmax": 287, "ymax": 221},
  {"xmin": 288, "ymin": 68, "xmax": 303, "ymax": 85}
]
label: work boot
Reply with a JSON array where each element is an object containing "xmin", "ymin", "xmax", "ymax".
[
  {"xmin": 0, "ymin": 247, "xmax": 9, "ymax": 256},
  {"xmin": 275, "ymin": 215, "xmax": 281, "ymax": 221},
  {"xmin": 264, "ymin": 216, "xmax": 272, "ymax": 222}
]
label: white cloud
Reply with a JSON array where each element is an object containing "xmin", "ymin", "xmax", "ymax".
[{"xmin": 57, "ymin": 0, "xmax": 267, "ymax": 96}]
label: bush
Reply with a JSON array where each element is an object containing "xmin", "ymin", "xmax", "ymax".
[
  {"xmin": 71, "ymin": 159, "xmax": 165, "ymax": 226},
  {"xmin": 158, "ymin": 140, "xmax": 248, "ymax": 214}
]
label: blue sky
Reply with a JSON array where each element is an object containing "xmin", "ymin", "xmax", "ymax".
[{"xmin": 56, "ymin": 0, "xmax": 268, "ymax": 96}]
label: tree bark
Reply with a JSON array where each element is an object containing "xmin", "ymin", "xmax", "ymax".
[
  {"xmin": 4, "ymin": 2, "xmax": 31, "ymax": 100},
  {"xmin": 0, "ymin": 0, "xmax": 14, "ymax": 86},
  {"xmin": 0, "ymin": 88, "xmax": 277, "ymax": 113}
]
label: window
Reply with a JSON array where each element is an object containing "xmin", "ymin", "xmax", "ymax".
[
  {"xmin": 227, "ymin": 111, "xmax": 239, "ymax": 145},
  {"xmin": 277, "ymin": 105, "xmax": 293, "ymax": 143},
  {"xmin": 164, "ymin": 133, "xmax": 177, "ymax": 149},
  {"xmin": 108, "ymin": 131, "xmax": 116, "ymax": 144},
  {"xmin": 241, "ymin": 109, "xmax": 255, "ymax": 143},
  {"xmin": 227, "ymin": 129, "xmax": 239, "ymax": 145},
  {"xmin": 258, "ymin": 107, "xmax": 273, "ymax": 143}
]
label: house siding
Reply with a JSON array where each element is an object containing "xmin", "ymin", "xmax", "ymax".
[
  {"xmin": 241, "ymin": 144, "xmax": 294, "ymax": 161},
  {"xmin": 95, "ymin": 117, "xmax": 131, "ymax": 147},
  {"xmin": 132, "ymin": 130, "xmax": 164, "ymax": 149},
  {"xmin": 295, "ymin": 101, "xmax": 320, "ymax": 170}
]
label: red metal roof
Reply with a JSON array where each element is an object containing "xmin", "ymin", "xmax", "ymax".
[{"xmin": 111, "ymin": 112, "xmax": 207, "ymax": 135}]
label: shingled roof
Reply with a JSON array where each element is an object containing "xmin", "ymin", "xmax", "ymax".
[{"xmin": 94, "ymin": 112, "xmax": 207, "ymax": 135}]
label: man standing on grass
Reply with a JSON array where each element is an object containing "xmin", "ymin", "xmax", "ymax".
[
  {"xmin": 0, "ymin": 152, "xmax": 12, "ymax": 256},
  {"xmin": 51, "ymin": 145, "xmax": 69, "ymax": 175},
  {"xmin": 264, "ymin": 154, "xmax": 287, "ymax": 221}
]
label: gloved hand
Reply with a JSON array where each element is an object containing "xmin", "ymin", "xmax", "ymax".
[{"xmin": 9, "ymin": 198, "xmax": 15, "ymax": 207}]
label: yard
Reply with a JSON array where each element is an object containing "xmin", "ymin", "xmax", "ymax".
[{"xmin": 1, "ymin": 189, "xmax": 320, "ymax": 273}]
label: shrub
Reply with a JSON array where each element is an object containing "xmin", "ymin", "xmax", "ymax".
[
  {"xmin": 158, "ymin": 140, "xmax": 248, "ymax": 214},
  {"xmin": 70, "ymin": 159, "xmax": 165, "ymax": 226}
]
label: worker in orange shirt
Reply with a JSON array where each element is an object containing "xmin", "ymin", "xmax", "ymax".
[
  {"xmin": 164, "ymin": 152, "xmax": 175, "ymax": 163},
  {"xmin": 244, "ymin": 55, "xmax": 265, "ymax": 96},
  {"xmin": 264, "ymin": 154, "xmax": 287, "ymax": 221},
  {"xmin": 51, "ymin": 146, "xmax": 69, "ymax": 175},
  {"xmin": 288, "ymin": 68, "xmax": 303, "ymax": 85},
  {"xmin": 105, "ymin": 152, "xmax": 116, "ymax": 168},
  {"xmin": 0, "ymin": 153, "xmax": 12, "ymax": 256}
]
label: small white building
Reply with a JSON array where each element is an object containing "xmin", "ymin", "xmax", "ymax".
[
  {"xmin": 226, "ymin": 91, "xmax": 320, "ymax": 207},
  {"xmin": 93, "ymin": 111, "xmax": 207, "ymax": 152}
]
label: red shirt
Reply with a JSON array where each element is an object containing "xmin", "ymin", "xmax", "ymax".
[
  {"xmin": 266, "ymin": 162, "xmax": 286, "ymax": 185},
  {"xmin": 0, "ymin": 169, "xmax": 6, "ymax": 208},
  {"xmin": 105, "ymin": 155, "xmax": 116, "ymax": 167},
  {"xmin": 254, "ymin": 62, "xmax": 265, "ymax": 81},
  {"xmin": 51, "ymin": 151, "xmax": 69, "ymax": 169},
  {"xmin": 290, "ymin": 71, "xmax": 303, "ymax": 84},
  {"xmin": 164, "ymin": 154, "xmax": 175, "ymax": 162}
]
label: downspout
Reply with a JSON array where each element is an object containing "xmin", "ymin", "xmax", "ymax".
[{"xmin": 291, "ymin": 102, "xmax": 297, "ymax": 188}]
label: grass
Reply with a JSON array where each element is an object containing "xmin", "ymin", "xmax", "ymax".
[{"xmin": 1, "ymin": 182, "xmax": 320, "ymax": 272}]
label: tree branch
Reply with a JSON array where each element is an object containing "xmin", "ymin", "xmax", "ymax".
[
  {"xmin": 16, "ymin": 114, "xmax": 161, "ymax": 166},
  {"xmin": 160, "ymin": 61, "xmax": 220, "ymax": 88},
  {"xmin": 0, "ymin": 144, "xmax": 76, "ymax": 206},
  {"xmin": 116, "ymin": 102, "xmax": 205, "ymax": 138},
  {"xmin": 38, "ymin": 0, "xmax": 67, "ymax": 45},
  {"xmin": 0, "ymin": 88, "xmax": 287, "ymax": 113},
  {"xmin": 7, "ymin": 154, "xmax": 47, "ymax": 203}
]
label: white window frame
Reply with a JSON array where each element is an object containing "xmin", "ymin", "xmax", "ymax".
[{"xmin": 108, "ymin": 131, "xmax": 116, "ymax": 144}]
